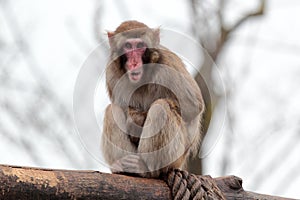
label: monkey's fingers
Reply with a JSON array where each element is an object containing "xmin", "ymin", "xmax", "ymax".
[
  {"xmin": 121, "ymin": 155, "xmax": 141, "ymax": 167},
  {"xmin": 111, "ymin": 160, "xmax": 124, "ymax": 173},
  {"xmin": 122, "ymin": 155, "xmax": 148, "ymax": 173}
]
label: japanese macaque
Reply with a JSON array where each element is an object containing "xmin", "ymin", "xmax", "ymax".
[{"xmin": 101, "ymin": 21, "xmax": 204, "ymax": 178}]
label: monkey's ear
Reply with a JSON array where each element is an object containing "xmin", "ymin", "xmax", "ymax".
[
  {"xmin": 107, "ymin": 31, "xmax": 115, "ymax": 47},
  {"xmin": 107, "ymin": 31, "xmax": 115, "ymax": 38},
  {"xmin": 153, "ymin": 28, "xmax": 160, "ymax": 46}
]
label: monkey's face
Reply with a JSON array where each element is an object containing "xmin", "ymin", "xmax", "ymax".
[
  {"xmin": 122, "ymin": 37, "xmax": 147, "ymax": 82},
  {"xmin": 108, "ymin": 28, "xmax": 160, "ymax": 83}
]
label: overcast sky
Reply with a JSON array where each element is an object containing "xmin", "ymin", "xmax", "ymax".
[{"xmin": 0, "ymin": 0, "xmax": 300, "ymax": 198}]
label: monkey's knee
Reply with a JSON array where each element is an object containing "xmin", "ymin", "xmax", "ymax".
[
  {"xmin": 148, "ymin": 99, "xmax": 174, "ymax": 118},
  {"xmin": 142, "ymin": 99, "xmax": 182, "ymax": 139},
  {"xmin": 142, "ymin": 100, "xmax": 170, "ymax": 138},
  {"xmin": 148, "ymin": 99, "xmax": 181, "ymax": 124},
  {"xmin": 151, "ymin": 99, "xmax": 180, "ymax": 114}
]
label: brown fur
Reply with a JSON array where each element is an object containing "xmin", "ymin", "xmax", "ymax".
[
  {"xmin": 101, "ymin": 21, "xmax": 204, "ymax": 178},
  {"xmin": 115, "ymin": 20, "xmax": 149, "ymax": 33}
]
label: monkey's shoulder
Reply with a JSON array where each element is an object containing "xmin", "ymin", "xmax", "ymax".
[{"xmin": 156, "ymin": 46, "xmax": 188, "ymax": 74}]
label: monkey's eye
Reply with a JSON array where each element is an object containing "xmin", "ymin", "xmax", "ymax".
[
  {"xmin": 124, "ymin": 42, "xmax": 132, "ymax": 49},
  {"xmin": 137, "ymin": 42, "xmax": 145, "ymax": 49}
]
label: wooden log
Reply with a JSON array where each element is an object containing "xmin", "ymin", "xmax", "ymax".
[
  {"xmin": 0, "ymin": 164, "xmax": 295, "ymax": 200},
  {"xmin": 214, "ymin": 176, "xmax": 295, "ymax": 200}
]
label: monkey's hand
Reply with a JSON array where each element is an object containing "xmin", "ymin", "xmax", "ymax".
[
  {"xmin": 111, "ymin": 155, "xmax": 149, "ymax": 175},
  {"xmin": 126, "ymin": 109, "xmax": 147, "ymax": 138}
]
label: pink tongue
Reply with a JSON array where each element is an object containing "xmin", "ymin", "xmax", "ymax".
[{"xmin": 126, "ymin": 50, "xmax": 143, "ymax": 71}]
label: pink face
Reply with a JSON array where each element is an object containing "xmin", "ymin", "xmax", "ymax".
[{"xmin": 123, "ymin": 38, "xmax": 147, "ymax": 82}]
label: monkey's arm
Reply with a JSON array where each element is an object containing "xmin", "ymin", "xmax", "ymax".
[
  {"xmin": 101, "ymin": 104, "xmax": 137, "ymax": 167},
  {"xmin": 157, "ymin": 49, "xmax": 204, "ymax": 122}
]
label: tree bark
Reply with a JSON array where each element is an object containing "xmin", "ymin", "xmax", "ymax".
[{"xmin": 0, "ymin": 164, "xmax": 295, "ymax": 200}]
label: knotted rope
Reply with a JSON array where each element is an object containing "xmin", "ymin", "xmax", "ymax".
[{"xmin": 163, "ymin": 169, "xmax": 225, "ymax": 200}]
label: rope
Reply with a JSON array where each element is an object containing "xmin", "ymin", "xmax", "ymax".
[{"xmin": 163, "ymin": 169, "xmax": 225, "ymax": 200}]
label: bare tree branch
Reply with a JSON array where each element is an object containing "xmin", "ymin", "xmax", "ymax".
[
  {"xmin": 188, "ymin": 0, "xmax": 266, "ymax": 175},
  {"xmin": 224, "ymin": 0, "xmax": 265, "ymax": 35}
]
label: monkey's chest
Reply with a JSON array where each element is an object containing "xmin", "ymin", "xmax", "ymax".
[{"xmin": 128, "ymin": 85, "xmax": 175, "ymax": 111}]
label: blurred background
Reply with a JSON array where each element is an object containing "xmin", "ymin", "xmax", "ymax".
[{"xmin": 0, "ymin": 0, "xmax": 300, "ymax": 198}]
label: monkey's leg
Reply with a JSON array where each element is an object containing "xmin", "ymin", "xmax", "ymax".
[
  {"xmin": 101, "ymin": 104, "xmax": 137, "ymax": 172},
  {"xmin": 137, "ymin": 99, "xmax": 188, "ymax": 178}
]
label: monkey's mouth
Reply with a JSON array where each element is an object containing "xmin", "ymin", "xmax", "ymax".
[
  {"xmin": 129, "ymin": 68, "xmax": 143, "ymax": 82},
  {"xmin": 129, "ymin": 69, "xmax": 143, "ymax": 82}
]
